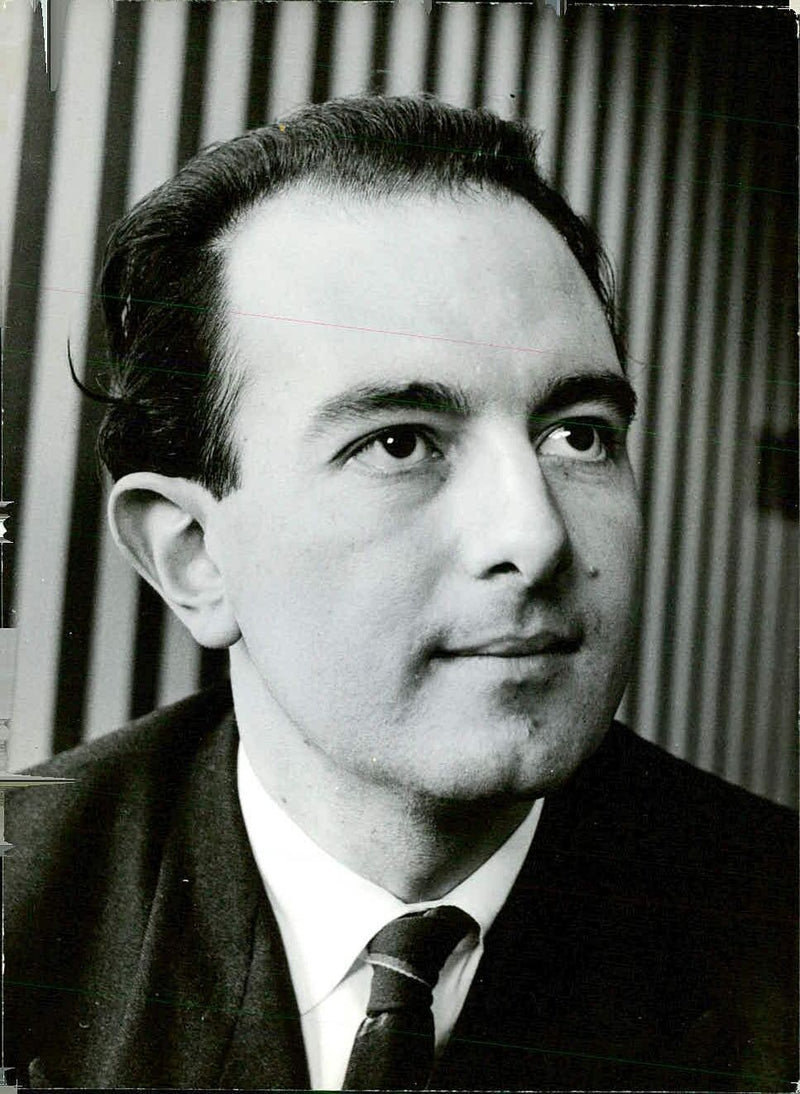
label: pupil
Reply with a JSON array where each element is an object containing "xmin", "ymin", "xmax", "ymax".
[
  {"xmin": 567, "ymin": 424, "xmax": 596, "ymax": 452},
  {"xmin": 383, "ymin": 431, "xmax": 417, "ymax": 459}
]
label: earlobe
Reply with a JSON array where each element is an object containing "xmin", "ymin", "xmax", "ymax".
[{"xmin": 108, "ymin": 472, "xmax": 241, "ymax": 649}]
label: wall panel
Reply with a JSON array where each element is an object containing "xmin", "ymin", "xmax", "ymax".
[{"xmin": 4, "ymin": 3, "xmax": 797, "ymax": 807}]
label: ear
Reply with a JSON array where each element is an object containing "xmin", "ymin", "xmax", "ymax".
[{"xmin": 108, "ymin": 472, "xmax": 241, "ymax": 649}]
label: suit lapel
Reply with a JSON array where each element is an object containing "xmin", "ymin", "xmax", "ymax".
[
  {"xmin": 100, "ymin": 712, "xmax": 308, "ymax": 1088},
  {"xmin": 433, "ymin": 728, "xmax": 736, "ymax": 1090},
  {"xmin": 431, "ymin": 783, "xmax": 593, "ymax": 1090},
  {"xmin": 219, "ymin": 898, "xmax": 311, "ymax": 1088}
]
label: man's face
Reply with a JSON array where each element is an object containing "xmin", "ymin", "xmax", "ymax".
[{"xmin": 210, "ymin": 187, "xmax": 642, "ymax": 804}]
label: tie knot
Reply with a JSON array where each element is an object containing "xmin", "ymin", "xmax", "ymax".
[{"xmin": 365, "ymin": 906, "xmax": 477, "ymax": 1012}]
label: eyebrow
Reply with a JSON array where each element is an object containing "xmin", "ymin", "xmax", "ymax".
[
  {"xmin": 306, "ymin": 371, "xmax": 637, "ymax": 437},
  {"xmin": 531, "ymin": 371, "xmax": 638, "ymax": 425},
  {"xmin": 307, "ymin": 381, "xmax": 472, "ymax": 436}
]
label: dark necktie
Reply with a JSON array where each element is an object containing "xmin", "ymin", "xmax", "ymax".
[{"xmin": 342, "ymin": 905, "xmax": 477, "ymax": 1091}]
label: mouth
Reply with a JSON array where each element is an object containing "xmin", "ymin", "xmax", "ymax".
[{"xmin": 433, "ymin": 630, "xmax": 583, "ymax": 661}]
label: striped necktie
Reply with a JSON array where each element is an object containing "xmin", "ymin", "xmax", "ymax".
[{"xmin": 342, "ymin": 905, "xmax": 477, "ymax": 1090}]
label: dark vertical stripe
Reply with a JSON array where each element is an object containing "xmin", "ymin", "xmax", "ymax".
[
  {"xmin": 311, "ymin": 2, "xmax": 337, "ymax": 104},
  {"xmin": 177, "ymin": 2, "xmax": 213, "ymax": 165},
  {"xmin": 762, "ymin": 300, "xmax": 798, "ymax": 800},
  {"xmin": 369, "ymin": 2, "xmax": 392, "ymax": 96},
  {"xmin": 514, "ymin": 4, "xmax": 536, "ymax": 123},
  {"xmin": 471, "ymin": 3, "xmax": 491, "ymax": 110},
  {"xmin": 613, "ymin": 10, "xmax": 647, "ymax": 351},
  {"xmin": 52, "ymin": 1, "xmax": 142, "ymax": 754},
  {"xmin": 4, "ymin": 14, "xmax": 57, "ymax": 630},
  {"xmin": 549, "ymin": 10, "xmax": 577, "ymax": 193},
  {"xmin": 129, "ymin": 581, "xmax": 166, "ymax": 720},
  {"xmin": 679, "ymin": 21, "xmax": 743, "ymax": 764},
  {"xmin": 246, "ymin": 1, "xmax": 277, "ymax": 128},
  {"xmin": 587, "ymin": 9, "xmax": 616, "ymax": 230},
  {"xmin": 422, "ymin": 1, "xmax": 442, "ymax": 94},
  {"xmin": 710, "ymin": 180, "xmax": 765, "ymax": 778},
  {"xmin": 738, "ymin": 258, "xmax": 786, "ymax": 792}
]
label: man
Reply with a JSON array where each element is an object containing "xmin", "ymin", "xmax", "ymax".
[{"xmin": 6, "ymin": 96, "xmax": 797, "ymax": 1091}]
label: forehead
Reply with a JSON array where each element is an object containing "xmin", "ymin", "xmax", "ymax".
[{"xmin": 220, "ymin": 187, "xmax": 620, "ymax": 414}]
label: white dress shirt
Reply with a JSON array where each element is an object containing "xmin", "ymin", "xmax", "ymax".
[{"xmin": 237, "ymin": 742, "xmax": 542, "ymax": 1090}]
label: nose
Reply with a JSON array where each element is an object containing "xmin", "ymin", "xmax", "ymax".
[{"xmin": 452, "ymin": 429, "xmax": 572, "ymax": 586}]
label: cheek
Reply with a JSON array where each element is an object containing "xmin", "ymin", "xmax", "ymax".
[
  {"xmin": 568, "ymin": 489, "xmax": 643, "ymax": 618},
  {"xmin": 219, "ymin": 491, "xmax": 443, "ymax": 654},
  {"xmin": 569, "ymin": 477, "xmax": 641, "ymax": 566}
]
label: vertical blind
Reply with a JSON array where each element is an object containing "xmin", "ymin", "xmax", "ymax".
[{"xmin": 4, "ymin": 1, "xmax": 797, "ymax": 806}]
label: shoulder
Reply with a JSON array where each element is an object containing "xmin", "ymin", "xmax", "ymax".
[
  {"xmin": 9, "ymin": 681, "xmax": 233, "ymax": 792},
  {"xmin": 557, "ymin": 722, "xmax": 797, "ymax": 913},
  {"xmin": 5, "ymin": 683, "xmax": 236, "ymax": 908},
  {"xmin": 597, "ymin": 723, "xmax": 795, "ymax": 838},
  {"xmin": 13, "ymin": 680, "xmax": 234, "ymax": 781}
]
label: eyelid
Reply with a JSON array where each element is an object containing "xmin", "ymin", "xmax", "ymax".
[
  {"xmin": 338, "ymin": 424, "xmax": 446, "ymax": 474},
  {"xmin": 531, "ymin": 401, "xmax": 632, "ymax": 435}
]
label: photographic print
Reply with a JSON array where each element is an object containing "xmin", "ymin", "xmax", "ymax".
[{"xmin": 2, "ymin": 2, "xmax": 797, "ymax": 1089}]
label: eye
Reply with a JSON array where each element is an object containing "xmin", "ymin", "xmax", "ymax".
[
  {"xmin": 349, "ymin": 426, "xmax": 443, "ymax": 474},
  {"xmin": 538, "ymin": 421, "xmax": 615, "ymax": 462}
]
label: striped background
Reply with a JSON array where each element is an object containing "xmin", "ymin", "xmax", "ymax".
[{"xmin": 3, "ymin": 1, "xmax": 797, "ymax": 805}]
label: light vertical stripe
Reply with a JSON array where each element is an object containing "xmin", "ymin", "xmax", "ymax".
[
  {"xmin": 637, "ymin": 52, "xmax": 702, "ymax": 757},
  {"xmin": 157, "ymin": 611, "xmax": 202, "ymax": 710},
  {"xmin": 560, "ymin": 7, "xmax": 601, "ymax": 218},
  {"xmin": 328, "ymin": 3, "xmax": 375, "ymax": 98},
  {"xmin": 436, "ymin": 3, "xmax": 478, "ymax": 107},
  {"xmin": 10, "ymin": 0, "xmax": 114, "ymax": 771},
  {"xmin": 624, "ymin": 18, "xmax": 671, "ymax": 745},
  {"xmin": 384, "ymin": 0, "xmax": 426, "ymax": 96},
  {"xmin": 621, "ymin": 17, "xmax": 670, "ymax": 508},
  {"xmin": 0, "ymin": 0, "xmax": 33, "ymax": 320},
  {"xmin": 200, "ymin": 1, "xmax": 254, "ymax": 147},
  {"xmin": 84, "ymin": 525, "xmax": 140, "ymax": 739},
  {"xmin": 525, "ymin": 9, "xmax": 565, "ymax": 180},
  {"xmin": 595, "ymin": 11, "xmax": 636, "ymax": 269},
  {"xmin": 127, "ymin": 0, "xmax": 188, "ymax": 203},
  {"xmin": 601, "ymin": 17, "xmax": 639, "ymax": 734},
  {"xmin": 481, "ymin": 5, "xmax": 523, "ymax": 119},
  {"xmin": 267, "ymin": 2, "xmax": 318, "ymax": 121}
]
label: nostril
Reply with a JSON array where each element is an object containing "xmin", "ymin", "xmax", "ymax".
[{"xmin": 485, "ymin": 561, "xmax": 521, "ymax": 577}]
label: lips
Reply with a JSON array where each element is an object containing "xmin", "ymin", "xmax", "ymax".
[{"xmin": 434, "ymin": 630, "xmax": 582, "ymax": 659}]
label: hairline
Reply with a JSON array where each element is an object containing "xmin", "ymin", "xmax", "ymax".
[{"xmin": 206, "ymin": 177, "xmax": 621, "ymax": 495}]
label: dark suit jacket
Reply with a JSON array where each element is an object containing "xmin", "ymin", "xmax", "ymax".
[{"xmin": 5, "ymin": 685, "xmax": 797, "ymax": 1090}]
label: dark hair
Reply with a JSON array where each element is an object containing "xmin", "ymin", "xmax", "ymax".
[{"xmin": 96, "ymin": 94, "xmax": 624, "ymax": 498}]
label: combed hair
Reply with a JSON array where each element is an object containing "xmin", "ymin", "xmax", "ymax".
[{"xmin": 96, "ymin": 94, "xmax": 624, "ymax": 497}]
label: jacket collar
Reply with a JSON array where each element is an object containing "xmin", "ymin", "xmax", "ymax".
[{"xmin": 99, "ymin": 705, "xmax": 310, "ymax": 1088}]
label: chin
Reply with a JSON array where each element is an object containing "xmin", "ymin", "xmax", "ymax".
[{"xmin": 401, "ymin": 709, "xmax": 611, "ymax": 805}]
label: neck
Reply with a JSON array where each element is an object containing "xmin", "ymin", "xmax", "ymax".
[{"xmin": 230, "ymin": 644, "xmax": 534, "ymax": 902}]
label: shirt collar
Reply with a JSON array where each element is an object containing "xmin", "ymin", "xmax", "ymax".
[{"xmin": 237, "ymin": 741, "xmax": 542, "ymax": 1015}]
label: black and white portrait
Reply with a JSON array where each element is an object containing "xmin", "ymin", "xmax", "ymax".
[{"xmin": 2, "ymin": 2, "xmax": 797, "ymax": 1090}]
